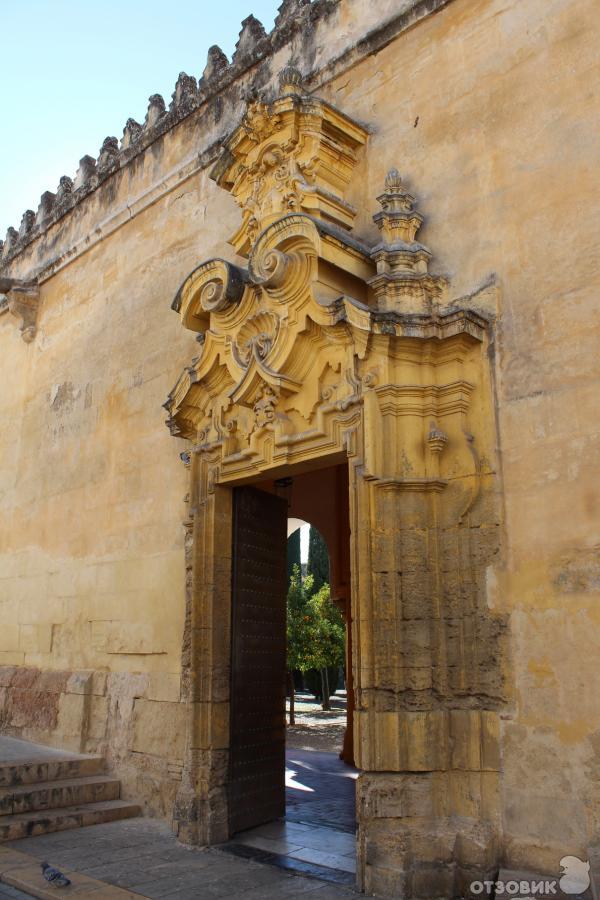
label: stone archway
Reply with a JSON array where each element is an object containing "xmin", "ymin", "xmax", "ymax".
[{"xmin": 165, "ymin": 71, "xmax": 508, "ymax": 898}]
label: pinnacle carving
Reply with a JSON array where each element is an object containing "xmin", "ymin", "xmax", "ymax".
[{"xmin": 368, "ymin": 168, "xmax": 446, "ymax": 314}]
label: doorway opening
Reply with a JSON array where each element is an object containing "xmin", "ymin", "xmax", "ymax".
[{"xmin": 223, "ymin": 462, "xmax": 358, "ymax": 885}]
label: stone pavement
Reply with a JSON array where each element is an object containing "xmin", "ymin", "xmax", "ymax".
[
  {"xmin": 3, "ymin": 817, "xmax": 358, "ymax": 899},
  {"xmin": 285, "ymin": 748, "xmax": 357, "ymax": 832},
  {"xmin": 0, "ymin": 885, "xmax": 30, "ymax": 899}
]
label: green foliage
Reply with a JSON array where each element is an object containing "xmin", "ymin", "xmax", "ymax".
[
  {"xmin": 286, "ymin": 529, "xmax": 301, "ymax": 587},
  {"xmin": 307, "ymin": 526, "xmax": 329, "ymax": 594},
  {"xmin": 286, "ymin": 565, "xmax": 345, "ymax": 673}
]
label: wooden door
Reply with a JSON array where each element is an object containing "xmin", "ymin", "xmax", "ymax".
[{"xmin": 228, "ymin": 486, "xmax": 288, "ymax": 834}]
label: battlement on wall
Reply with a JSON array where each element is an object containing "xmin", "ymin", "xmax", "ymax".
[{"xmin": 0, "ymin": 0, "xmax": 452, "ymax": 279}]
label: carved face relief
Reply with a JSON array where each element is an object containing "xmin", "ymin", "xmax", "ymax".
[
  {"xmin": 242, "ymin": 100, "xmax": 280, "ymax": 144},
  {"xmin": 253, "ymin": 383, "xmax": 278, "ymax": 429}
]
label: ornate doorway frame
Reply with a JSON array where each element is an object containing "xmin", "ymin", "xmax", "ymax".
[{"xmin": 165, "ymin": 71, "xmax": 506, "ymax": 896}]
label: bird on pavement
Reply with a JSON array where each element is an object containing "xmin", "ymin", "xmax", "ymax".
[{"xmin": 40, "ymin": 861, "xmax": 71, "ymax": 887}]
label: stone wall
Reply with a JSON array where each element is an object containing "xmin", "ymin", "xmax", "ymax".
[{"xmin": 0, "ymin": 0, "xmax": 598, "ymax": 887}]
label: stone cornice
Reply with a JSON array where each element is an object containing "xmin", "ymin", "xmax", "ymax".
[{"xmin": 0, "ymin": 0, "xmax": 455, "ymax": 281}]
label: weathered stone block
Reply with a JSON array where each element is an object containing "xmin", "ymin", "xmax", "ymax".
[{"xmin": 131, "ymin": 699, "xmax": 186, "ymax": 761}]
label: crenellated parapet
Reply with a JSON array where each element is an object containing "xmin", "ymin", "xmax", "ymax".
[
  {"xmin": 0, "ymin": 0, "xmax": 453, "ymax": 277},
  {"xmin": 0, "ymin": 0, "xmax": 340, "ymax": 271}
]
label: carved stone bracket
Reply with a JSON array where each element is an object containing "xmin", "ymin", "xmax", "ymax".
[{"xmin": 0, "ymin": 277, "xmax": 40, "ymax": 342}]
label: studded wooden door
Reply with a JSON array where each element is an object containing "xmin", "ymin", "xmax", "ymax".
[{"xmin": 228, "ymin": 486, "xmax": 288, "ymax": 835}]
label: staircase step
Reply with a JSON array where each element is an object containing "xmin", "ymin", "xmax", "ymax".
[
  {"xmin": 0, "ymin": 756, "xmax": 104, "ymax": 788},
  {"xmin": 0, "ymin": 800, "xmax": 141, "ymax": 841},
  {"xmin": 0, "ymin": 775, "xmax": 121, "ymax": 816}
]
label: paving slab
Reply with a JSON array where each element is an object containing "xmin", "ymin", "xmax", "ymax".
[{"xmin": 3, "ymin": 818, "xmax": 357, "ymax": 899}]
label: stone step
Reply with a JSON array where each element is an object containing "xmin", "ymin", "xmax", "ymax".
[
  {"xmin": 0, "ymin": 755, "xmax": 104, "ymax": 788},
  {"xmin": 0, "ymin": 799, "xmax": 141, "ymax": 842},
  {"xmin": 0, "ymin": 775, "xmax": 121, "ymax": 816}
]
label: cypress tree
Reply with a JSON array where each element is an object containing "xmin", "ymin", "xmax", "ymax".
[
  {"xmin": 287, "ymin": 528, "xmax": 301, "ymax": 587},
  {"xmin": 307, "ymin": 526, "xmax": 329, "ymax": 595}
]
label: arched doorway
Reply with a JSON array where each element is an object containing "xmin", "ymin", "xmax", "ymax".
[{"xmin": 165, "ymin": 78, "xmax": 503, "ymax": 897}]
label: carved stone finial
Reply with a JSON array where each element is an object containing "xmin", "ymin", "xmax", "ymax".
[
  {"xmin": 121, "ymin": 118, "xmax": 143, "ymax": 150},
  {"xmin": 170, "ymin": 73, "xmax": 199, "ymax": 114},
  {"xmin": 73, "ymin": 155, "xmax": 97, "ymax": 190},
  {"xmin": 36, "ymin": 191, "xmax": 56, "ymax": 226},
  {"xmin": 384, "ymin": 168, "xmax": 403, "ymax": 192},
  {"xmin": 278, "ymin": 65, "xmax": 304, "ymax": 96},
  {"xmin": 145, "ymin": 94, "xmax": 166, "ymax": 129},
  {"xmin": 233, "ymin": 15, "xmax": 267, "ymax": 64},
  {"xmin": 2, "ymin": 227, "xmax": 18, "ymax": 258},
  {"xmin": 202, "ymin": 45, "xmax": 229, "ymax": 82},
  {"xmin": 18, "ymin": 210, "xmax": 36, "ymax": 240},
  {"xmin": 428, "ymin": 424, "xmax": 449, "ymax": 454},
  {"xmin": 274, "ymin": 0, "xmax": 310, "ymax": 30},
  {"xmin": 97, "ymin": 137, "xmax": 120, "ymax": 172}
]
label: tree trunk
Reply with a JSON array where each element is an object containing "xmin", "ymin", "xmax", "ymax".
[
  {"xmin": 287, "ymin": 670, "xmax": 295, "ymax": 725},
  {"xmin": 321, "ymin": 667, "xmax": 331, "ymax": 711}
]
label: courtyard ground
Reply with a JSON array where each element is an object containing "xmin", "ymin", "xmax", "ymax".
[
  {"xmin": 286, "ymin": 690, "xmax": 347, "ymax": 754},
  {"xmin": 0, "ymin": 712, "xmax": 358, "ymax": 899},
  {"xmin": 1, "ymin": 816, "xmax": 358, "ymax": 898}
]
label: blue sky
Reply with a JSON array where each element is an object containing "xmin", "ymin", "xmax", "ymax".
[{"xmin": 0, "ymin": 0, "xmax": 282, "ymax": 238}]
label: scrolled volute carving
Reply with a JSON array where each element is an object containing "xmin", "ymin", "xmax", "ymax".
[
  {"xmin": 249, "ymin": 248, "xmax": 290, "ymax": 288},
  {"xmin": 200, "ymin": 260, "xmax": 246, "ymax": 313},
  {"xmin": 175, "ymin": 258, "xmax": 247, "ymax": 332},
  {"xmin": 248, "ymin": 215, "xmax": 318, "ymax": 304}
]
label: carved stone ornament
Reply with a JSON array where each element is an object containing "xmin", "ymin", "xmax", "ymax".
[
  {"xmin": 165, "ymin": 78, "xmax": 489, "ymax": 481},
  {"xmin": 253, "ymin": 382, "xmax": 278, "ymax": 429},
  {"xmin": 209, "ymin": 88, "xmax": 368, "ymax": 257},
  {"xmin": 0, "ymin": 277, "xmax": 40, "ymax": 342}
]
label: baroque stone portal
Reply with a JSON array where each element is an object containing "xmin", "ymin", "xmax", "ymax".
[{"xmin": 165, "ymin": 72, "xmax": 508, "ymax": 898}]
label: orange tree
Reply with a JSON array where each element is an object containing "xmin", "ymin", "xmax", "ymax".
[{"xmin": 286, "ymin": 565, "xmax": 345, "ymax": 718}]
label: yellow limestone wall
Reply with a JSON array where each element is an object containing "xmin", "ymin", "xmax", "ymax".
[
  {"xmin": 0, "ymin": 0, "xmax": 598, "ymax": 871},
  {"xmin": 316, "ymin": 0, "xmax": 600, "ymax": 873}
]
